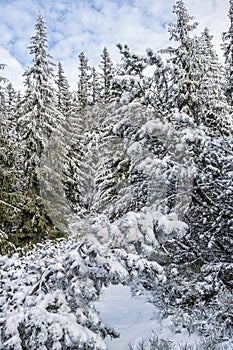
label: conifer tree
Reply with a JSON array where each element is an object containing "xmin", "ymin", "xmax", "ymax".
[
  {"xmin": 91, "ymin": 67, "xmax": 101, "ymax": 104},
  {"xmin": 0, "ymin": 63, "xmax": 9, "ymax": 196},
  {"xmin": 197, "ymin": 28, "xmax": 229, "ymax": 133},
  {"xmin": 100, "ymin": 47, "xmax": 114, "ymax": 101},
  {"xmin": 222, "ymin": 0, "xmax": 233, "ymax": 105},
  {"xmin": 0, "ymin": 65, "xmax": 23, "ymax": 249},
  {"xmin": 55, "ymin": 63, "xmax": 72, "ymax": 205},
  {"xmin": 4, "ymin": 83, "xmax": 18, "ymax": 131},
  {"xmin": 56, "ymin": 62, "xmax": 71, "ymax": 116},
  {"xmin": 77, "ymin": 52, "xmax": 91, "ymax": 108},
  {"xmin": 13, "ymin": 14, "xmax": 64, "ymax": 243},
  {"xmin": 16, "ymin": 14, "xmax": 63, "ymax": 194},
  {"xmin": 92, "ymin": 117, "xmax": 129, "ymax": 218},
  {"xmin": 162, "ymin": 0, "xmax": 199, "ymax": 116}
]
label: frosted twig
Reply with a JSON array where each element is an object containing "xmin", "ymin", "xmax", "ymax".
[{"xmin": 0, "ymin": 199, "xmax": 21, "ymax": 211}]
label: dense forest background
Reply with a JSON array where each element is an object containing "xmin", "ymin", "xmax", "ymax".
[{"xmin": 0, "ymin": 0, "xmax": 233, "ymax": 349}]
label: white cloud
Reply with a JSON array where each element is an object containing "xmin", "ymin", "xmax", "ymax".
[
  {"xmin": 0, "ymin": 47, "xmax": 24, "ymax": 91},
  {"xmin": 0, "ymin": 0, "xmax": 230, "ymax": 91}
]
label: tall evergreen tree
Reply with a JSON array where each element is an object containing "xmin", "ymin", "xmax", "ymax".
[
  {"xmin": 17, "ymin": 13, "xmax": 58, "ymax": 193},
  {"xmin": 77, "ymin": 52, "xmax": 91, "ymax": 108},
  {"xmin": 91, "ymin": 67, "xmax": 101, "ymax": 104},
  {"xmin": 100, "ymin": 47, "xmax": 114, "ymax": 101},
  {"xmin": 222, "ymin": 0, "xmax": 233, "ymax": 105},
  {"xmin": 0, "ymin": 65, "xmax": 23, "ymax": 250},
  {"xmin": 197, "ymin": 28, "xmax": 229, "ymax": 133},
  {"xmin": 4, "ymin": 83, "xmax": 18, "ymax": 131},
  {"xmin": 19, "ymin": 14, "xmax": 55, "ymax": 194},
  {"xmin": 13, "ymin": 14, "xmax": 64, "ymax": 243},
  {"xmin": 56, "ymin": 62, "xmax": 71, "ymax": 116},
  {"xmin": 162, "ymin": 0, "xmax": 199, "ymax": 116}
]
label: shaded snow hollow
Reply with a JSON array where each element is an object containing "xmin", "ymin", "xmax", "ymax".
[{"xmin": 94, "ymin": 284, "xmax": 201, "ymax": 349}]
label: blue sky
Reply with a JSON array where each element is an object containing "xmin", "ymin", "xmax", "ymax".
[{"xmin": 0, "ymin": 0, "xmax": 230, "ymax": 91}]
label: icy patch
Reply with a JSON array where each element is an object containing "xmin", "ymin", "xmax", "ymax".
[{"xmin": 94, "ymin": 284, "xmax": 201, "ymax": 350}]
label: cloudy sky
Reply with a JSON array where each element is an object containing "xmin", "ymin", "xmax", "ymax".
[{"xmin": 0, "ymin": 0, "xmax": 230, "ymax": 91}]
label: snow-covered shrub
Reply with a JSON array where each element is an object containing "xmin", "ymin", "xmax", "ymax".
[{"xmin": 0, "ymin": 224, "xmax": 168, "ymax": 349}]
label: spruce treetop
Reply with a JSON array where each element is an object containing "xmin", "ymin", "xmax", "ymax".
[
  {"xmin": 168, "ymin": 0, "xmax": 198, "ymax": 45},
  {"xmin": 25, "ymin": 13, "xmax": 55, "ymax": 94}
]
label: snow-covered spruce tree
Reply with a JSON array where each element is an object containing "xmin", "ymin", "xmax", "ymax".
[
  {"xmin": 63, "ymin": 88, "xmax": 95, "ymax": 215},
  {"xmin": 0, "ymin": 124, "xmax": 21, "ymax": 251},
  {"xmin": 62, "ymin": 96, "xmax": 80, "ymax": 213},
  {"xmin": 222, "ymin": 0, "xmax": 233, "ymax": 105},
  {"xmin": 195, "ymin": 28, "xmax": 230, "ymax": 134},
  {"xmin": 64, "ymin": 99, "xmax": 111, "ymax": 217},
  {"xmin": 91, "ymin": 67, "xmax": 101, "ymax": 104},
  {"xmin": 13, "ymin": 14, "xmax": 65, "ymax": 245},
  {"xmin": 77, "ymin": 52, "xmax": 92, "ymax": 108},
  {"xmin": 0, "ymin": 64, "xmax": 19, "ymax": 253},
  {"xmin": 91, "ymin": 111, "xmax": 129, "ymax": 219},
  {"xmin": 64, "ymin": 95, "xmax": 129, "ymax": 220},
  {"xmin": 70, "ymin": 125, "xmax": 100, "ymax": 216},
  {"xmin": 187, "ymin": 128, "xmax": 233, "ymax": 263},
  {"xmin": 5, "ymin": 83, "xmax": 17, "ymax": 119},
  {"xmin": 100, "ymin": 47, "xmax": 114, "ymax": 102},
  {"xmin": 54, "ymin": 62, "xmax": 77, "ymax": 227},
  {"xmin": 17, "ymin": 14, "xmax": 56, "ymax": 193},
  {"xmin": 0, "ymin": 149, "xmax": 21, "ymax": 255},
  {"xmin": 56, "ymin": 62, "xmax": 72, "ymax": 116},
  {"xmin": 3, "ymin": 81, "xmax": 19, "ymax": 162},
  {"xmin": 161, "ymin": 0, "xmax": 200, "ymax": 117},
  {"xmin": 162, "ymin": 1, "xmax": 230, "ymax": 133}
]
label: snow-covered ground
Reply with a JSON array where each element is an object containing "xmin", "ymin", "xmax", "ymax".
[{"xmin": 94, "ymin": 284, "xmax": 201, "ymax": 350}]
